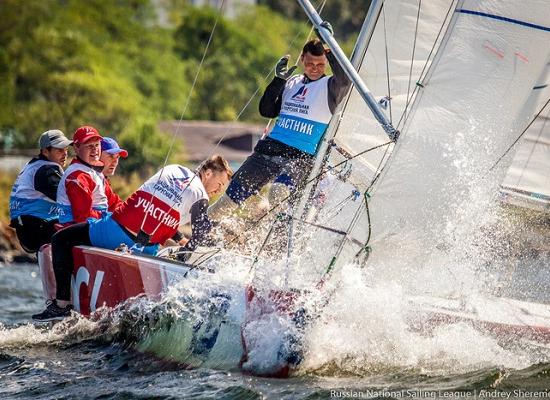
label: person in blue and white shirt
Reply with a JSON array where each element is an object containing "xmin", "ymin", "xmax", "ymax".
[
  {"xmin": 208, "ymin": 30, "xmax": 351, "ymax": 221},
  {"xmin": 9, "ymin": 129, "xmax": 72, "ymax": 252}
]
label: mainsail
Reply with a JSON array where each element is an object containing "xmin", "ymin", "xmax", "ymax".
[
  {"xmin": 284, "ymin": 0, "xmax": 550, "ymax": 291},
  {"xmin": 500, "ymin": 62, "xmax": 550, "ymax": 212}
]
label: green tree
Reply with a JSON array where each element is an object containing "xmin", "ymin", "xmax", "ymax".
[
  {"xmin": 173, "ymin": 5, "xmax": 308, "ymax": 122},
  {"xmin": 0, "ymin": 0, "xmax": 187, "ymax": 171},
  {"xmin": 257, "ymin": 0, "xmax": 370, "ymax": 42}
]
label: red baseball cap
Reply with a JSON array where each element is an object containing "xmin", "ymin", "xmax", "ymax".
[{"xmin": 73, "ymin": 126, "xmax": 103, "ymax": 145}]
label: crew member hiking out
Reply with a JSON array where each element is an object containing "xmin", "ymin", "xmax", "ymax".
[
  {"xmin": 32, "ymin": 155, "xmax": 232, "ymax": 321},
  {"xmin": 9, "ymin": 130, "xmax": 72, "ymax": 253},
  {"xmin": 208, "ymin": 25, "xmax": 351, "ymax": 222}
]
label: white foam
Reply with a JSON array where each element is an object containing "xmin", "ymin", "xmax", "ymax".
[{"xmin": 301, "ymin": 264, "xmax": 546, "ymax": 376}]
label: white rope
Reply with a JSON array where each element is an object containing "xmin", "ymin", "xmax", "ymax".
[{"xmin": 134, "ymin": 0, "xmax": 226, "ymax": 242}]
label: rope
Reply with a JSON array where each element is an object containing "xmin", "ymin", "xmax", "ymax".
[
  {"xmin": 395, "ymin": 0, "xmax": 457, "ymax": 132},
  {"xmin": 209, "ymin": 0, "xmax": 327, "ymax": 157},
  {"xmin": 194, "ymin": 139, "xmax": 394, "ymax": 267},
  {"xmin": 403, "ymin": 0, "xmax": 422, "ymax": 124},
  {"xmin": 355, "ymin": 191, "xmax": 372, "ymax": 260},
  {"xmin": 487, "ymin": 95, "xmax": 550, "ymax": 174},
  {"xmin": 133, "ymin": 0, "xmax": 226, "ymax": 244},
  {"xmin": 382, "ymin": 5, "xmax": 393, "ymax": 123}
]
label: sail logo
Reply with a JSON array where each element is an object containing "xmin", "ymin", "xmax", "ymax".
[{"xmin": 291, "ymin": 85, "xmax": 308, "ymax": 102}]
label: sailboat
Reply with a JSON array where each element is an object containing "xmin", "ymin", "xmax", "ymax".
[{"xmin": 39, "ymin": 0, "xmax": 550, "ymax": 377}]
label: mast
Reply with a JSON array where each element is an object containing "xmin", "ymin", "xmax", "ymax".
[
  {"xmin": 297, "ymin": 0, "xmax": 398, "ymax": 140},
  {"xmin": 294, "ymin": 0, "xmax": 385, "ymax": 217}
]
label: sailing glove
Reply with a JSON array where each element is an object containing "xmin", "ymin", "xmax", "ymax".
[
  {"xmin": 315, "ymin": 21, "xmax": 333, "ymax": 44},
  {"xmin": 275, "ymin": 56, "xmax": 297, "ymax": 80}
]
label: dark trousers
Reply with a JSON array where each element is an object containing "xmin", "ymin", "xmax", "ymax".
[
  {"xmin": 10, "ymin": 215, "xmax": 58, "ymax": 253},
  {"xmin": 226, "ymin": 138, "xmax": 314, "ymax": 204},
  {"xmin": 51, "ymin": 222, "xmax": 91, "ymax": 301}
]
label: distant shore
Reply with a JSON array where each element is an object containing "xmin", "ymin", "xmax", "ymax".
[{"xmin": 0, "ymin": 221, "xmax": 35, "ymax": 264}]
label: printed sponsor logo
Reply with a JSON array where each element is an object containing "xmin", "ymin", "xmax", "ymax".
[
  {"xmin": 291, "ymin": 85, "xmax": 308, "ymax": 102},
  {"xmin": 72, "ymin": 266, "xmax": 105, "ymax": 312},
  {"xmin": 169, "ymin": 177, "xmax": 190, "ymax": 190},
  {"xmin": 9, "ymin": 200, "xmax": 20, "ymax": 211},
  {"xmin": 48, "ymin": 204, "xmax": 60, "ymax": 215}
]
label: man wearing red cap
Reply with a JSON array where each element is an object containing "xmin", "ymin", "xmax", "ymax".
[
  {"xmin": 33, "ymin": 155, "xmax": 233, "ymax": 321},
  {"xmin": 56, "ymin": 126, "xmax": 122, "ymax": 225}
]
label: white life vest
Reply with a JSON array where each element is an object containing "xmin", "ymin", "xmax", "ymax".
[
  {"xmin": 57, "ymin": 162, "xmax": 108, "ymax": 223},
  {"xmin": 269, "ymin": 74, "xmax": 332, "ymax": 155},
  {"xmin": 112, "ymin": 165, "xmax": 208, "ymax": 244},
  {"xmin": 9, "ymin": 159, "xmax": 61, "ymax": 220}
]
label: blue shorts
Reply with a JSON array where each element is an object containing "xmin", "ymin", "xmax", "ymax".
[{"xmin": 88, "ymin": 215, "xmax": 159, "ymax": 255}]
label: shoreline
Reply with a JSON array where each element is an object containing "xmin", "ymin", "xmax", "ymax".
[{"xmin": 0, "ymin": 221, "xmax": 36, "ymax": 264}]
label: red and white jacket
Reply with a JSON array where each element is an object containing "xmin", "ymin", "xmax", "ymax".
[
  {"xmin": 57, "ymin": 158, "xmax": 122, "ymax": 224},
  {"xmin": 112, "ymin": 164, "xmax": 207, "ymax": 245}
]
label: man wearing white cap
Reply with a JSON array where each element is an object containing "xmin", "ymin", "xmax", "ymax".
[{"xmin": 9, "ymin": 129, "xmax": 73, "ymax": 252}]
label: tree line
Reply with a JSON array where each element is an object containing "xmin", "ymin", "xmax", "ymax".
[{"xmin": 0, "ymin": 0, "xmax": 362, "ymax": 176}]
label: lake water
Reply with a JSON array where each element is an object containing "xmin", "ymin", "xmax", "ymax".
[{"xmin": 1, "ymin": 261, "xmax": 550, "ymax": 400}]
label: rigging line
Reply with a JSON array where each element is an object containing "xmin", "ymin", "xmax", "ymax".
[
  {"xmin": 365, "ymin": 142, "xmax": 393, "ymax": 194},
  {"xmin": 326, "ymin": 193, "xmax": 366, "ymax": 270},
  {"xmin": 233, "ymin": 141, "xmax": 393, "ymax": 238},
  {"xmin": 208, "ymin": 0, "xmax": 327, "ymax": 158},
  {"xmin": 416, "ymin": 0, "xmax": 456, "ymax": 86},
  {"xmin": 314, "ymin": 194, "xmax": 370, "ymax": 287},
  {"xmin": 403, "ymin": 0, "xmax": 422, "ymax": 124},
  {"xmin": 300, "ymin": 191, "xmax": 355, "ymax": 232},
  {"xmin": 317, "ymin": 192, "xmax": 355, "ymax": 223},
  {"xmin": 194, "ymin": 140, "xmax": 393, "ymax": 267},
  {"xmin": 356, "ymin": 192, "xmax": 372, "ymax": 260},
  {"xmin": 382, "ymin": 4, "xmax": 393, "ymax": 123},
  {"xmin": 284, "ymin": 213, "xmax": 364, "ymax": 246},
  {"xmin": 487, "ymin": 95, "xmax": 550, "ymax": 174},
  {"xmin": 163, "ymin": 0, "xmax": 225, "ymax": 168},
  {"xmin": 134, "ymin": 0, "xmax": 226, "ymax": 240},
  {"xmin": 517, "ymin": 103, "xmax": 550, "ymax": 184},
  {"xmin": 395, "ymin": 0, "xmax": 456, "ymax": 132}
]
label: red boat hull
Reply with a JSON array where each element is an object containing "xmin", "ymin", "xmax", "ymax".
[{"xmin": 71, "ymin": 246, "xmax": 191, "ymax": 315}]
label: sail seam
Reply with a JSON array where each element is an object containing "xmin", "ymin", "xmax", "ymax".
[{"xmin": 456, "ymin": 9, "xmax": 550, "ymax": 32}]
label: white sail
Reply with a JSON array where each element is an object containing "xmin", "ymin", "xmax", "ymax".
[
  {"xmin": 500, "ymin": 62, "xmax": 550, "ymax": 212},
  {"xmin": 284, "ymin": 0, "xmax": 550, "ymax": 291},
  {"xmin": 363, "ymin": 1, "xmax": 550, "ymax": 285},
  {"xmin": 334, "ymin": 0, "xmax": 455, "ymax": 184}
]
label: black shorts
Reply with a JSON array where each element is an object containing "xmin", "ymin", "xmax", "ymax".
[
  {"xmin": 9, "ymin": 215, "xmax": 58, "ymax": 253},
  {"xmin": 226, "ymin": 138, "xmax": 314, "ymax": 204}
]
